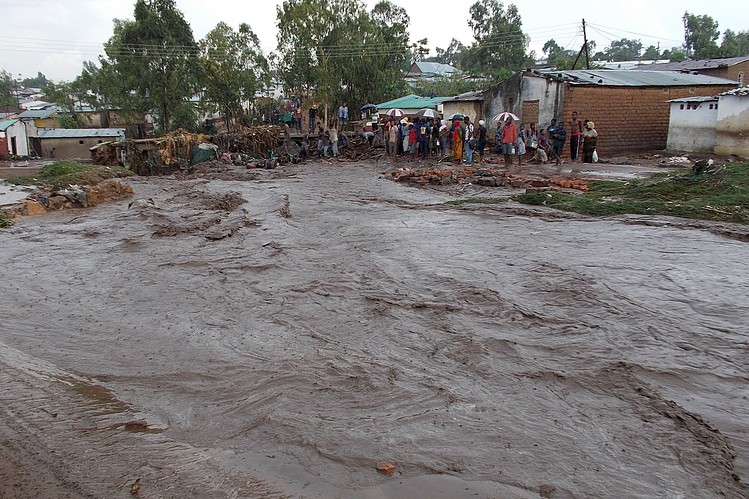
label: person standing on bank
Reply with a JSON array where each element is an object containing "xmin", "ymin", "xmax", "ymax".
[
  {"xmin": 338, "ymin": 102, "xmax": 348, "ymax": 130},
  {"xmin": 463, "ymin": 117, "xmax": 475, "ymax": 164},
  {"xmin": 569, "ymin": 111, "xmax": 583, "ymax": 161},
  {"xmin": 329, "ymin": 123, "xmax": 339, "ymax": 158},
  {"xmin": 500, "ymin": 117, "xmax": 517, "ymax": 167},
  {"xmin": 477, "ymin": 119, "xmax": 487, "ymax": 163},
  {"xmin": 515, "ymin": 123, "xmax": 527, "ymax": 166},
  {"xmin": 308, "ymin": 104, "xmax": 318, "ymax": 133},
  {"xmin": 582, "ymin": 121, "xmax": 598, "ymax": 163}
]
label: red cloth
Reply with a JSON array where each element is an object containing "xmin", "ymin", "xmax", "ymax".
[{"xmin": 501, "ymin": 123, "xmax": 517, "ymax": 144}]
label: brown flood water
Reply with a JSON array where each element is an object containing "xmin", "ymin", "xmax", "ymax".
[{"xmin": 0, "ymin": 161, "xmax": 747, "ymax": 498}]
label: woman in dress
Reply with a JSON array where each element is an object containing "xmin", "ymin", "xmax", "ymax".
[
  {"xmin": 452, "ymin": 119, "xmax": 463, "ymax": 163},
  {"xmin": 582, "ymin": 121, "xmax": 598, "ymax": 163}
]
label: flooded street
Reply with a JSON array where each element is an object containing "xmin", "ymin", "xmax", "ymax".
[{"xmin": 0, "ymin": 161, "xmax": 747, "ymax": 498}]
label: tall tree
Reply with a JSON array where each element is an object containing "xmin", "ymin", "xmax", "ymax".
[
  {"xmin": 429, "ymin": 38, "xmax": 468, "ymax": 68},
  {"xmin": 101, "ymin": 0, "xmax": 200, "ymax": 133},
  {"xmin": 276, "ymin": 0, "xmax": 410, "ymax": 114},
  {"xmin": 199, "ymin": 22, "xmax": 268, "ymax": 131},
  {"xmin": 642, "ymin": 45, "xmax": 660, "ymax": 60},
  {"xmin": 683, "ymin": 12, "xmax": 720, "ymax": 59},
  {"xmin": 462, "ymin": 0, "xmax": 529, "ymax": 77},
  {"xmin": 604, "ymin": 38, "xmax": 643, "ymax": 61},
  {"xmin": 720, "ymin": 29, "xmax": 749, "ymax": 57},
  {"xmin": 0, "ymin": 71, "xmax": 17, "ymax": 109}
]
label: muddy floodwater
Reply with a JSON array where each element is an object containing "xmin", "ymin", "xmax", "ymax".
[{"xmin": 0, "ymin": 161, "xmax": 747, "ymax": 498}]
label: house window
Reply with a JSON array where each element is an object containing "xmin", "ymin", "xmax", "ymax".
[
  {"xmin": 715, "ymin": 103, "xmax": 719, "ymax": 109},
  {"xmin": 680, "ymin": 104, "xmax": 684, "ymax": 110},
  {"xmin": 739, "ymin": 72, "xmax": 744, "ymax": 86},
  {"xmin": 79, "ymin": 140, "xmax": 84, "ymax": 144},
  {"xmin": 709, "ymin": 104, "xmax": 713, "ymax": 109}
]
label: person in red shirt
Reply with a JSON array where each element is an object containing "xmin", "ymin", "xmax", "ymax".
[
  {"xmin": 408, "ymin": 124, "xmax": 418, "ymax": 160},
  {"xmin": 500, "ymin": 117, "xmax": 518, "ymax": 167},
  {"xmin": 569, "ymin": 111, "xmax": 583, "ymax": 161}
]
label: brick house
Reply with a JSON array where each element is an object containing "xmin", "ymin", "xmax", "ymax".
[
  {"xmin": 483, "ymin": 70, "xmax": 737, "ymax": 155},
  {"xmin": 639, "ymin": 56, "xmax": 749, "ymax": 87}
]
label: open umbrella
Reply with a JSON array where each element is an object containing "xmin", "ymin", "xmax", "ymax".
[
  {"xmin": 448, "ymin": 113, "xmax": 465, "ymax": 121},
  {"xmin": 385, "ymin": 108, "xmax": 405, "ymax": 117},
  {"xmin": 493, "ymin": 111, "xmax": 519, "ymax": 122},
  {"xmin": 415, "ymin": 108, "xmax": 439, "ymax": 118},
  {"xmin": 360, "ymin": 104, "xmax": 377, "ymax": 112}
]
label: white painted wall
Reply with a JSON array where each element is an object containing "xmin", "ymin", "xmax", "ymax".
[
  {"xmin": 715, "ymin": 94, "xmax": 749, "ymax": 158},
  {"xmin": 666, "ymin": 101, "xmax": 718, "ymax": 152},
  {"xmin": 3, "ymin": 120, "xmax": 29, "ymax": 157},
  {"xmin": 521, "ymin": 76, "xmax": 560, "ymax": 128}
]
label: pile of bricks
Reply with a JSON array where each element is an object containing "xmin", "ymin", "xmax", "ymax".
[{"xmin": 388, "ymin": 166, "xmax": 591, "ymax": 193}]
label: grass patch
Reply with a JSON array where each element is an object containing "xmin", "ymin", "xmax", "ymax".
[
  {"xmin": 514, "ymin": 164, "xmax": 749, "ymax": 224},
  {"xmin": 445, "ymin": 197, "xmax": 508, "ymax": 206},
  {"xmin": 7, "ymin": 160, "xmax": 134, "ymax": 190},
  {"xmin": 0, "ymin": 211, "xmax": 12, "ymax": 228}
]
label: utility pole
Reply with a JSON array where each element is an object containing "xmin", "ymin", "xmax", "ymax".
[
  {"xmin": 572, "ymin": 20, "xmax": 591, "ymax": 70},
  {"xmin": 582, "ymin": 19, "xmax": 590, "ymax": 69}
]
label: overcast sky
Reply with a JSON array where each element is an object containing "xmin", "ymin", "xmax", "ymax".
[{"xmin": 1, "ymin": 0, "xmax": 746, "ymax": 82}]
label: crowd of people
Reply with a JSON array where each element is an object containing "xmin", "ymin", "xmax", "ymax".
[
  {"xmin": 281, "ymin": 98, "xmax": 600, "ymax": 166},
  {"xmin": 375, "ymin": 111, "xmax": 598, "ymax": 166}
]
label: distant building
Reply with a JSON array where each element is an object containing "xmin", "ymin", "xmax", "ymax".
[
  {"xmin": 0, "ymin": 118, "xmax": 28, "ymax": 157},
  {"xmin": 666, "ymin": 87, "xmax": 749, "ymax": 158},
  {"xmin": 640, "ymin": 56, "xmax": 749, "ymax": 86},
  {"xmin": 375, "ymin": 94, "xmax": 449, "ymax": 119},
  {"xmin": 31, "ymin": 128, "xmax": 125, "ymax": 159},
  {"xmin": 666, "ymin": 96, "xmax": 719, "ymax": 152},
  {"xmin": 405, "ymin": 62, "xmax": 458, "ymax": 79},
  {"xmin": 441, "ymin": 91, "xmax": 485, "ymax": 124}
]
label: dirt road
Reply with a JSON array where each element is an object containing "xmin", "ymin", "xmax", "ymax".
[{"xmin": 0, "ymin": 160, "xmax": 747, "ymax": 498}]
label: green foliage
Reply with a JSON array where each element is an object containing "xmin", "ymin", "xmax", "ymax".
[
  {"xmin": 169, "ymin": 102, "xmax": 201, "ymax": 133},
  {"xmin": 199, "ymin": 22, "xmax": 268, "ymax": 132},
  {"xmin": 683, "ymin": 12, "xmax": 720, "ymax": 59},
  {"xmin": 276, "ymin": 0, "xmax": 411, "ymax": 111},
  {"xmin": 642, "ymin": 45, "xmax": 660, "ymax": 60},
  {"xmin": 0, "ymin": 70, "xmax": 17, "ymax": 108},
  {"xmin": 426, "ymin": 38, "xmax": 468, "ymax": 68},
  {"xmin": 720, "ymin": 29, "xmax": 749, "ymax": 57},
  {"xmin": 100, "ymin": 0, "xmax": 200, "ymax": 133},
  {"xmin": 58, "ymin": 114, "xmax": 79, "ymax": 129},
  {"xmin": 604, "ymin": 38, "xmax": 643, "ymax": 62},
  {"xmin": 514, "ymin": 164, "xmax": 749, "ymax": 224},
  {"xmin": 21, "ymin": 72, "xmax": 48, "ymax": 88},
  {"xmin": 463, "ymin": 0, "xmax": 529, "ymax": 75},
  {"xmin": 0, "ymin": 210, "xmax": 12, "ymax": 229},
  {"xmin": 8, "ymin": 161, "xmax": 134, "ymax": 189}
]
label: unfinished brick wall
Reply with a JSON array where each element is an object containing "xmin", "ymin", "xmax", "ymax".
[{"xmin": 562, "ymin": 84, "xmax": 735, "ymax": 155}]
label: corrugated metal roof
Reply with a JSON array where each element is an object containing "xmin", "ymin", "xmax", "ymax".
[
  {"xmin": 376, "ymin": 94, "xmax": 449, "ymax": 110},
  {"xmin": 639, "ymin": 56, "xmax": 749, "ymax": 72},
  {"xmin": 442, "ymin": 90, "xmax": 484, "ymax": 102},
  {"xmin": 667, "ymin": 96, "xmax": 718, "ymax": 103},
  {"xmin": 536, "ymin": 69, "xmax": 737, "ymax": 87},
  {"xmin": 0, "ymin": 118, "xmax": 20, "ymax": 131},
  {"xmin": 17, "ymin": 108, "xmax": 58, "ymax": 119},
  {"xmin": 35, "ymin": 128, "xmax": 125, "ymax": 138},
  {"xmin": 412, "ymin": 62, "xmax": 457, "ymax": 76},
  {"xmin": 720, "ymin": 86, "xmax": 749, "ymax": 96}
]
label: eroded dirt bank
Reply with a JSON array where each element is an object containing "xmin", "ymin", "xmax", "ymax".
[{"xmin": 0, "ymin": 161, "xmax": 747, "ymax": 498}]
